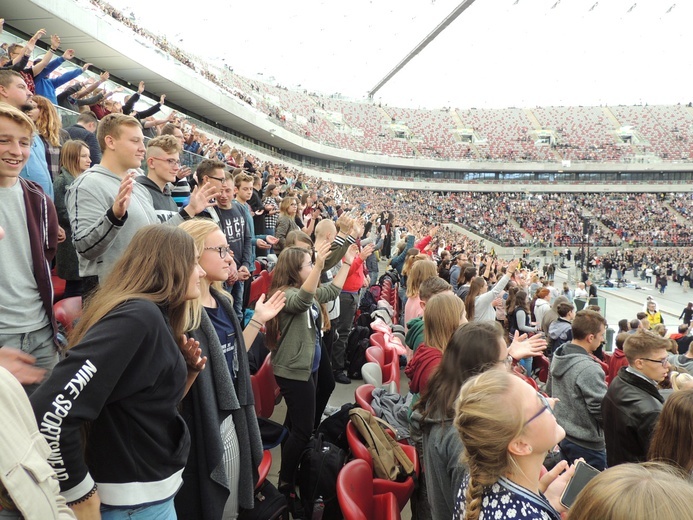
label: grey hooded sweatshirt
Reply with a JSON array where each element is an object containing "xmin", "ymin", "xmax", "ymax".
[
  {"xmin": 67, "ymin": 166, "xmax": 187, "ymax": 281},
  {"xmin": 547, "ymin": 343, "xmax": 607, "ymax": 450}
]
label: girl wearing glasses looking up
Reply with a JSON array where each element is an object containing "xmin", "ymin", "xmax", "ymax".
[
  {"xmin": 177, "ymin": 219, "xmax": 285, "ymax": 520},
  {"xmin": 452, "ymin": 369, "xmax": 579, "ymax": 520},
  {"xmin": 266, "ymin": 242, "xmax": 358, "ymax": 516},
  {"xmin": 412, "ymin": 321, "xmax": 546, "ymax": 520}
]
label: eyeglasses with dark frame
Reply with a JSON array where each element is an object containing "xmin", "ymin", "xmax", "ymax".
[
  {"xmin": 207, "ymin": 175, "xmax": 228, "ymax": 184},
  {"xmin": 204, "ymin": 246, "xmax": 233, "ymax": 258},
  {"xmin": 524, "ymin": 392, "xmax": 555, "ymax": 427},
  {"xmin": 640, "ymin": 357, "xmax": 669, "ymax": 368},
  {"xmin": 150, "ymin": 157, "xmax": 181, "ymax": 167}
]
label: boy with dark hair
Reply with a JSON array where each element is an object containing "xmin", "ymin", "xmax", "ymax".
[
  {"xmin": 547, "ymin": 302, "xmax": 575, "ymax": 354},
  {"xmin": 405, "ymin": 277, "xmax": 453, "ymax": 353},
  {"xmin": 0, "ymin": 103, "xmax": 58, "ymax": 394},
  {"xmin": 602, "ymin": 331, "xmax": 667, "ymax": 466},
  {"xmin": 548, "ymin": 309, "xmax": 608, "ymax": 470}
]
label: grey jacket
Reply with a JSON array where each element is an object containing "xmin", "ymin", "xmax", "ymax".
[
  {"xmin": 547, "ymin": 343, "xmax": 607, "ymax": 450},
  {"xmin": 67, "ymin": 166, "xmax": 186, "ymax": 280},
  {"xmin": 411, "ymin": 408, "xmax": 465, "ymax": 520}
]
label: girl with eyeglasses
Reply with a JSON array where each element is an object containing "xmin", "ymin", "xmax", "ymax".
[
  {"xmin": 265, "ymin": 243, "xmax": 358, "ymax": 517},
  {"xmin": 411, "ymin": 321, "xmax": 546, "ymax": 520},
  {"xmin": 177, "ymin": 219, "xmax": 286, "ymax": 520},
  {"xmin": 452, "ymin": 368, "xmax": 578, "ymax": 520}
]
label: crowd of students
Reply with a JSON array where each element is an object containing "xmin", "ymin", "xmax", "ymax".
[{"xmin": 5, "ymin": 17, "xmax": 693, "ymax": 520}]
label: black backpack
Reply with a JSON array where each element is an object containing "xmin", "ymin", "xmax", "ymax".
[
  {"xmin": 359, "ymin": 289, "xmax": 378, "ymax": 315},
  {"xmin": 297, "ymin": 434, "xmax": 347, "ymax": 520},
  {"xmin": 238, "ymin": 480, "xmax": 289, "ymax": 520},
  {"xmin": 345, "ymin": 325, "xmax": 371, "ymax": 379},
  {"xmin": 316, "ymin": 403, "xmax": 356, "ymax": 452}
]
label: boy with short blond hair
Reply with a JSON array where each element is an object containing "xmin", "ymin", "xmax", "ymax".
[{"xmin": 0, "ymin": 103, "xmax": 59, "ymax": 394}]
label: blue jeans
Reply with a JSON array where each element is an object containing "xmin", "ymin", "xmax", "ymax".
[
  {"xmin": 0, "ymin": 323, "xmax": 57, "ymax": 396},
  {"xmin": 229, "ymin": 281, "xmax": 244, "ymax": 324},
  {"xmin": 559, "ymin": 439, "xmax": 607, "ymax": 471},
  {"xmin": 101, "ymin": 498, "xmax": 176, "ymax": 519}
]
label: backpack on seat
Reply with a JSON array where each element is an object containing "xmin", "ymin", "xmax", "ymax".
[{"xmin": 348, "ymin": 408, "xmax": 415, "ymax": 482}]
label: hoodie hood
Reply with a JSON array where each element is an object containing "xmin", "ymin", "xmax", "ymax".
[
  {"xmin": 551, "ymin": 343, "xmax": 596, "ymax": 379},
  {"xmin": 405, "ymin": 345, "xmax": 442, "ymax": 394},
  {"xmin": 405, "ymin": 316, "xmax": 425, "ymax": 351}
]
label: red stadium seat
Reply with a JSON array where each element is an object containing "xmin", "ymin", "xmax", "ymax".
[{"xmin": 337, "ymin": 459, "xmax": 401, "ymax": 520}]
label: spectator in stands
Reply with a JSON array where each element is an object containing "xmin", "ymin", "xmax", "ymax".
[
  {"xmin": 64, "ymin": 111, "xmax": 101, "ymax": 166},
  {"xmin": 122, "ymin": 80, "xmax": 165, "ymax": 122},
  {"xmin": 159, "ymin": 122, "xmax": 192, "ymax": 207},
  {"xmin": 404, "ymin": 259, "xmax": 438, "ymax": 331},
  {"xmin": 33, "ymin": 48, "xmax": 83, "ymax": 104},
  {"xmin": 262, "ymin": 183, "xmax": 280, "ymax": 240},
  {"xmin": 455, "ymin": 265, "xmax": 477, "ymax": 301},
  {"xmin": 449, "ymin": 254, "xmax": 466, "ymax": 292},
  {"xmin": 675, "ymin": 324, "xmax": 693, "ymax": 355},
  {"xmin": 607, "ymin": 333, "xmax": 630, "ymax": 384},
  {"xmin": 361, "ymin": 233, "xmax": 384, "ymax": 287},
  {"xmin": 453, "ymin": 369, "xmax": 575, "ymax": 520},
  {"xmin": 533, "ymin": 288, "xmax": 551, "ymax": 328},
  {"xmin": 466, "ymin": 259, "xmax": 518, "ymax": 322},
  {"xmin": 648, "ymin": 389, "xmax": 693, "ymax": 477},
  {"xmin": 645, "ymin": 300, "xmax": 664, "ymax": 327},
  {"xmin": 266, "ymin": 243, "xmax": 357, "ymax": 517},
  {"xmin": 31, "ymin": 225, "xmax": 206, "ymax": 519},
  {"xmin": 574, "ymin": 282, "xmax": 588, "ymax": 299},
  {"xmin": 137, "ymin": 135, "xmax": 213, "ymax": 225},
  {"xmin": 0, "ymin": 104, "xmax": 59, "ymax": 396},
  {"xmin": 54, "ymin": 140, "xmax": 91, "ymax": 298},
  {"xmin": 569, "ymin": 463, "xmax": 693, "ymax": 520},
  {"xmin": 332, "ymin": 232, "xmax": 373, "ymax": 384},
  {"xmin": 507, "ymin": 289, "xmax": 537, "ymax": 338},
  {"xmin": 6, "ymin": 29, "xmax": 53, "ymax": 94},
  {"xmin": 602, "ymin": 331, "xmax": 667, "ymax": 467},
  {"xmin": 547, "ymin": 310, "xmax": 608, "ymax": 470},
  {"xmin": 404, "ymin": 277, "xmax": 454, "ymax": 353},
  {"xmin": 546, "ymin": 302, "xmax": 575, "ymax": 355},
  {"xmin": 57, "ymin": 71, "xmax": 109, "ymax": 112},
  {"xmin": 274, "ymin": 196, "xmax": 300, "ymax": 254},
  {"xmin": 67, "ymin": 114, "xmax": 216, "ymax": 292},
  {"xmin": 177, "ymin": 219, "xmax": 284, "ymax": 520},
  {"xmin": 24, "ymin": 95, "xmax": 67, "ymax": 180},
  {"xmin": 0, "ymin": 70, "xmax": 54, "ymax": 198}
]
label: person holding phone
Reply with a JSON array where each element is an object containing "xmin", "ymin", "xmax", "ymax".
[{"xmin": 452, "ymin": 369, "xmax": 577, "ymax": 520}]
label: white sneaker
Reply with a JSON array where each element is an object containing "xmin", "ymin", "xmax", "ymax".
[{"xmin": 323, "ymin": 405, "xmax": 340, "ymax": 416}]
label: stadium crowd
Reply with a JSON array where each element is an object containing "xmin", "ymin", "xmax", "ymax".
[{"xmin": 5, "ymin": 13, "xmax": 693, "ymax": 520}]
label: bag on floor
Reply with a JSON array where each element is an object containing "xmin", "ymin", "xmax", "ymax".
[
  {"xmin": 316, "ymin": 402, "xmax": 356, "ymax": 452},
  {"xmin": 297, "ymin": 433, "xmax": 347, "ymax": 520},
  {"xmin": 345, "ymin": 325, "xmax": 371, "ymax": 379},
  {"xmin": 348, "ymin": 408, "xmax": 415, "ymax": 482},
  {"xmin": 238, "ymin": 480, "xmax": 289, "ymax": 520}
]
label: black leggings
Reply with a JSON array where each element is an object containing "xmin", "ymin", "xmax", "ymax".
[{"xmin": 276, "ymin": 372, "xmax": 317, "ymax": 487}]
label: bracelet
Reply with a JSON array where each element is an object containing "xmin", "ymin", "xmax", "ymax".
[
  {"xmin": 50, "ymin": 47, "xmax": 58, "ymax": 52},
  {"xmin": 66, "ymin": 484, "xmax": 98, "ymax": 507},
  {"xmin": 343, "ymin": 262, "xmax": 352, "ymax": 266},
  {"xmin": 249, "ymin": 318, "xmax": 264, "ymax": 329}
]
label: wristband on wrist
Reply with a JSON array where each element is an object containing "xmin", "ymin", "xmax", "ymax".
[
  {"xmin": 50, "ymin": 47, "xmax": 58, "ymax": 52},
  {"xmin": 343, "ymin": 261, "xmax": 352, "ymax": 266},
  {"xmin": 249, "ymin": 318, "xmax": 264, "ymax": 329}
]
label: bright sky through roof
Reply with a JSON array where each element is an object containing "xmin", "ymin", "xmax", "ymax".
[{"xmin": 107, "ymin": 0, "xmax": 690, "ymax": 110}]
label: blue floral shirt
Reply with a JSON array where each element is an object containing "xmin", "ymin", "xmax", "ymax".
[{"xmin": 453, "ymin": 475, "xmax": 560, "ymax": 520}]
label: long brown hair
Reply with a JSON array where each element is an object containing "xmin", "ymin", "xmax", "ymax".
[
  {"xmin": 31, "ymin": 95, "xmax": 62, "ymax": 146},
  {"xmin": 464, "ymin": 276, "xmax": 487, "ymax": 322},
  {"xmin": 418, "ymin": 321, "xmax": 504, "ymax": 422},
  {"xmin": 405, "ymin": 259, "xmax": 437, "ymax": 298},
  {"xmin": 265, "ymin": 247, "xmax": 311, "ymax": 349},
  {"xmin": 423, "ymin": 293, "xmax": 465, "ymax": 352},
  {"xmin": 648, "ymin": 389, "xmax": 693, "ymax": 474},
  {"xmin": 69, "ymin": 225, "xmax": 197, "ymax": 348}
]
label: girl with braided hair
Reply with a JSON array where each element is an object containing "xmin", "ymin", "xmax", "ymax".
[{"xmin": 452, "ymin": 369, "xmax": 577, "ymax": 520}]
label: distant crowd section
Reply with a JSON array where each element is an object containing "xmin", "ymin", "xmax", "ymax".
[{"xmin": 80, "ymin": 0, "xmax": 693, "ymax": 164}]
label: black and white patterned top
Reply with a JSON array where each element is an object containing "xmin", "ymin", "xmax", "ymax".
[{"xmin": 453, "ymin": 475, "xmax": 561, "ymax": 520}]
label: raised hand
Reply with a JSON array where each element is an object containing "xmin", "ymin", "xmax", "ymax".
[
  {"xmin": 112, "ymin": 173, "xmax": 135, "ymax": 220},
  {"xmin": 159, "ymin": 94, "xmax": 166, "ymax": 105},
  {"xmin": 82, "ymin": 62, "xmax": 92, "ymax": 72},
  {"xmin": 314, "ymin": 240, "xmax": 332, "ymax": 268},
  {"xmin": 50, "ymin": 33, "xmax": 60, "ymax": 49},
  {"xmin": 99, "ymin": 71, "xmax": 110, "ymax": 82},
  {"xmin": 508, "ymin": 331, "xmax": 547, "ymax": 360},
  {"xmin": 359, "ymin": 243, "xmax": 375, "ymax": 261},
  {"xmin": 252, "ymin": 291, "xmax": 287, "ymax": 325},
  {"xmin": 185, "ymin": 181, "xmax": 218, "ymax": 215},
  {"xmin": 63, "ymin": 49, "xmax": 75, "ymax": 61},
  {"xmin": 137, "ymin": 80, "xmax": 145, "ymax": 94}
]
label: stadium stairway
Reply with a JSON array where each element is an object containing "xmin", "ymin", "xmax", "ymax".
[
  {"xmin": 661, "ymin": 200, "xmax": 691, "ymax": 226},
  {"xmin": 602, "ymin": 107, "xmax": 623, "ymax": 129},
  {"xmin": 524, "ymin": 109, "xmax": 543, "ymax": 132}
]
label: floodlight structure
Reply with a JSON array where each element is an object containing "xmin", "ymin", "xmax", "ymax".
[{"xmin": 368, "ymin": 0, "xmax": 478, "ymax": 98}]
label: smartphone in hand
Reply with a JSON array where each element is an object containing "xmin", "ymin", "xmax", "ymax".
[{"xmin": 560, "ymin": 460, "xmax": 601, "ymax": 508}]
